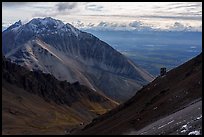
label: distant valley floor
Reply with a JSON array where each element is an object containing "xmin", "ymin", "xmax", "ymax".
[{"xmin": 83, "ymin": 30, "xmax": 202, "ymax": 76}]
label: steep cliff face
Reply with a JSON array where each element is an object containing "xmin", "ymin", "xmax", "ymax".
[
  {"xmin": 2, "ymin": 17, "xmax": 154, "ymax": 101},
  {"xmin": 76, "ymin": 53, "xmax": 202, "ymax": 135},
  {"xmin": 2, "ymin": 56, "xmax": 117, "ymax": 135}
]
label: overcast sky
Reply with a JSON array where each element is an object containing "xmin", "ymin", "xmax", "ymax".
[{"xmin": 2, "ymin": 2, "xmax": 202, "ymax": 31}]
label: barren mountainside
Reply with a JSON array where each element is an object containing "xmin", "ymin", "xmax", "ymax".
[
  {"xmin": 75, "ymin": 53, "xmax": 202, "ymax": 135},
  {"xmin": 2, "ymin": 56, "xmax": 117, "ymax": 135},
  {"xmin": 2, "ymin": 17, "xmax": 154, "ymax": 102}
]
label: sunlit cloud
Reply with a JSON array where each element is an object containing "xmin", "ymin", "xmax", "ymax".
[
  {"xmin": 2, "ymin": 2, "xmax": 202, "ymax": 31},
  {"xmin": 85, "ymin": 4, "xmax": 104, "ymax": 11}
]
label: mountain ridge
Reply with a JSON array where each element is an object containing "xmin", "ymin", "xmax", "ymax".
[{"xmin": 3, "ymin": 17, "xmax": 154, "ymax": 102}]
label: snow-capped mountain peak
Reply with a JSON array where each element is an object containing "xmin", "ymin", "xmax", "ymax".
[
  {"xmin": 4, "ymin": 17, "xmax": 81, "ymax": 38},
  {"xmin": 28, "ymin": 17, "xmax": 65, "ymax": 28},
  {"xmin": 5, "ymin": 20, "xmax": 22, "ymax": 31},
  {"xmin": 26, "ymin": 17, "xmax": 65, "ymax": 33},
  {"xmin": 24, "ymin": 17, "xmax": 81, "ymax": 36}
]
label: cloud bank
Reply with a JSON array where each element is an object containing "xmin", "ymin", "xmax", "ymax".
[{"xmin": 2, "ymin": 2, "xmax": 202, "ymax": 32}]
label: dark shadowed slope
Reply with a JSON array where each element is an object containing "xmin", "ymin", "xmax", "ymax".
[
  {"xmin": 131, "ymin": 100, "xmax": 202, "ymax": 135},
  {"xmin": 2, "ymin": 56, "xmax": 117, "ymax": 135},
  {"xmin": 75, "ymin": 53, "xmax": 202, "ymax": 135}
]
